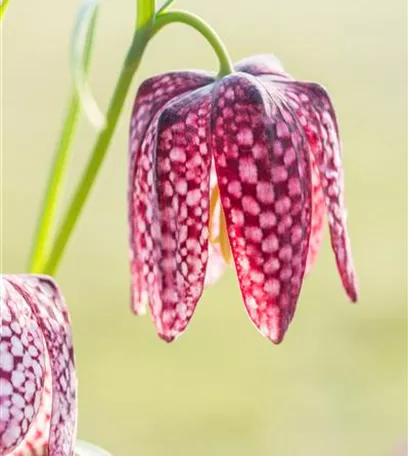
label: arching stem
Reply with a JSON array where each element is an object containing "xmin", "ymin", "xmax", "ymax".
[{"xmin": 153, "ymin": 10, "xmax": 234, "ymax": 78}]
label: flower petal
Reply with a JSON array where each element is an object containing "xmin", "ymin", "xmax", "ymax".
[
  {"xmin": 305, "ymin": 153, "xmax": 325, "ymax": 273},
  {"xmin": 6, "ymin": 275, "xmax": 77, "ymax": 456},
  {"xmin": 205, "ymin": 243, "xmax": 228, "ymax": 286},
  {"xmin": 150, "ymin": 87, "xmax": 213, "ymax": 341},
  {"xmin": 211, "ymin": 74, "xmax": 312, "ymax": 343},
  {"xmin": 235, "ymin": 54, "xmax": 289, "ymax": 78},
  {"xmin": 9, "ymin": 366, "xmax": 52, "ymax": 456},
  {"xmin": 258, "ymin": 76, "xmax": 326, "ymax": 274},
  {"xmin": 270, "ymin": 79, "xmax": 358, "ymax": 301},
  {"xmin": 1, "ymin": 277, "xmax": 48, "ymax": 454},
  {"xmin": 129, "ymin": 72, "xmax": 214, "ymax": 314}
]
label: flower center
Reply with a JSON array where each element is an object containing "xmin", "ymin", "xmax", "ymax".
[{"xmin": 209, "ymin": 185, "xmax": 232, "ymax": 264}]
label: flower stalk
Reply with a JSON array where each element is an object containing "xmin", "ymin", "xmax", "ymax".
[
  {"xmin": 0, "ymin": 0, "xmax": 11, "ymax": 20},
  {"xmin": 153, "ymin": 10, "xmax": 234, "ymax": 78},
  {"xmin": 136, "ymin": 0, "xmax": 155, "ymax": 28}
]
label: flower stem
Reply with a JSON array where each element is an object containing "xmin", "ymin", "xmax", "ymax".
[
  {"xmin": 29, "ymin": 13, "xmax": 98, "ymax": 273},
  {"xmin": 153, "ymin": 10, "xmax": 234, "ymax": 78},
  {"xmin": 136, "ymin": 0, "xmax": 155, "ymax": 28},
  {"xmin": 0, "ymin": 0, "xmax": 11, "ymax": 20},
  {"xmin": 43, "ymin": 32, "xmax": 148, "ymax": 275}
]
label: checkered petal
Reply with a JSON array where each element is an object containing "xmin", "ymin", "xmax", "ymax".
[
  {"xmin": 129, "ymin": 72, "xmax": 214, "ymax": 314},
  {"xmin": 1, "ymin": 275, "xmax": 76, "ymax": 456},
  {"xmin": 268, "ymin": 78, "xmax": 359, "ymax": 301},
  {"xmin": 305, "ymin": 153, "xmax": 325, "ymax": 273},
  {"xmin": 211, "ymin": 73, "xmax": 312, "ymax": 343},
  {"xmin": 150, "ymin": 87, "xmax": 213, "ymax": 341}
]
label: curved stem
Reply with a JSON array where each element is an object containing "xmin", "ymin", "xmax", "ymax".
[
  {"xmin": 29, "ymin": 13, "xmax": 98, "ymax": 273},
  {"xmin": 153, "ymin": 10, "xmax": 234, "ymax": 78},
  {"xmin": 43, "ymin": 33, "xmax": 148, "ymax": 275},
  {"xmin": 136, "ymin": 0, "xmax": 155, "ymax": 28}
]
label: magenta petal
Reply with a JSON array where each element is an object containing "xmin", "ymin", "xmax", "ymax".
[
  {"xmin": 1, "ymin": 278, "xmax": 47, "ymax": 454},
  {"xmin": 130, "ymin": 113, "xmax": 162, "ymax": 317},
  {"xmin": 129, "ymin": 71, "xmax": 214, "ymax": 174},
  {"xmin": 1, "ymin": 275, "xmax": 76, "ymax": 456},
  {"xmin": 211, "ymin": 74, "xmax": 312, "ymax": 343},
  {"xmin": 129, "ymin": 72, "xmax": 214, "ymax": 314},
  {"xmin": 305, "ymin": 154, "xmax": 326, "ymax": 273},
  {"xmin": 151, "ymin": 88, "xmax": 213, "ymax": 341},
  {"xmin": 271, "ymin": 79, "xmax": 359, "ymax": 301}
]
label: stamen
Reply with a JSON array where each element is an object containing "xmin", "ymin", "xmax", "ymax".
[
  {"xmin": 209, "ymin": 184, "xmax": 232, "ymax": 264},
  {"xmin": 209, "ymin": 185, "xmax": 220, "ymax": 243}
]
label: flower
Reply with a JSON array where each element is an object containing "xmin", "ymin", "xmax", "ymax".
[
  {"xmin": 128, "ymin": 54, "xmax": 358, "ymax": 344},
  {"xmin": 0, "ymin": 275, "xmax": 76, "ymax": 455}
]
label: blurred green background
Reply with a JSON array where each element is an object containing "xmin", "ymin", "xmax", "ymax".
[{"xmin": 2, "ymin": 0, "xmax": 407, "ymax": 455}]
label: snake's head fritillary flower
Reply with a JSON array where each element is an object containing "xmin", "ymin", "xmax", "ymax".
[
  {"xmin": 128, "ymin": 54, "xmax": 358, "ymax": 344},
  {"xmin": 0, "ymin": 275, "xmax": 76, "ymax": 455}
]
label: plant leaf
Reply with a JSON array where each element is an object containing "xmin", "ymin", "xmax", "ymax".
[
  {"xmin": 156, "ymin": 0, "xmax": 175, "ymax": 15},
  {"xmin": 71, "ymin": 0, "xmax": 105, "ymax": 130}
]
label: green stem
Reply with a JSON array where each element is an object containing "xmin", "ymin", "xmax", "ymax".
[
  {"xmin": 153, "ymin": 10, "xmax": 234, "ymax": 78},
  {"xmin": 0, "ymin": 0, "xmax": 11, "ymax": 20},
  {"xmin": 43, "ymin": 32, "xmax": 148, "ymax": 275},
  {"xmin": 29, "ymin": 14, "xmax": 98, "ymax": 273},
  {"xmin": 136, "ymin": 0, "xmax": 155, "ymax": 28}
]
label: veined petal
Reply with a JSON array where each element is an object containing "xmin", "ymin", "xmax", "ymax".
[
  {"xmin": 258, "ymin": 76, "xmax": 325, "ymax": 274},
  {"xmin": 235, "ymin": 54, "xmax": 290, "ymax": 78},
  {"xmin": 151, "ymin": 87, "xmax": 213, "ymax": 341},
  {"xmin": 1, "ymin": 275, "xmax": 76, "ymax": 456},
  {"xmin": 1, "ymin": 278, "xmax": 48, "ymax": 455},
  {"xmin": 270, "ymin": 79, "xmax": 358, "ymax": 301},
  {"xmin": 129, "ymin": 71, "xmax": 214, "ymax": 172},
  {"xmin": 9, "ymin": 366, "xmax": 52, "ymax": 456},
  {"xmin": 211, "ymin": 73, "xmax": 312, "ymax": 343},
  {"xmin": 305, "ymin": 153, "xmax": 325, "ymax": 273},
  {"xmin": 130, "ymin": 112, "xmax": 162, "ymax": 317},
  {"xmin": 129, "ymin": 72, "xmax": 213, "ymax": 314}
]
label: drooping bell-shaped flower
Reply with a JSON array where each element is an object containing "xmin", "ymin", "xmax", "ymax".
[
  {"xmin": 0, "ymin": 275, "xmax": 77, "ymax": 455},
  {"xmin": 128, "ymin": 55, "xmax": 358, "ymax": 344}
]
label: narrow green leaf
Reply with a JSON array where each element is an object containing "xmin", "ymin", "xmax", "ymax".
[
  {"xmin": 29, "ymin": 0, "xmax": 99, "ymax": 272},
  {"xmin": 156, "ymin": 0, "xmax": 175, "ymax": 15},
  {"xmin": 75, "ymin": 440, "xmax": 113, "ymax": 456},
  {"xmin": 71, "ymin": 0, "xmax": 105, "ymax": 130}
]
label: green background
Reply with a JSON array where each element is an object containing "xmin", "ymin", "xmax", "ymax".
[{"xmin": 2, "ymin": 0, "xmax": 407, "ymax": 455}]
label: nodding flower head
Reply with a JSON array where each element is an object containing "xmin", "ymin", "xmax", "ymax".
[
  {"xmin": 0, "ymin": 275, "xmax": 76, "ymax": 456},
  {"xmin": 128, "ymin": 54, "xmax": 358, "ymax": 344}
]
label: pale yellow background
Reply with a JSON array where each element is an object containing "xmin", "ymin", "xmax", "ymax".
[{"xmin": 2, "ymin": 0, "xmax": 407, "ymax": 455}]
